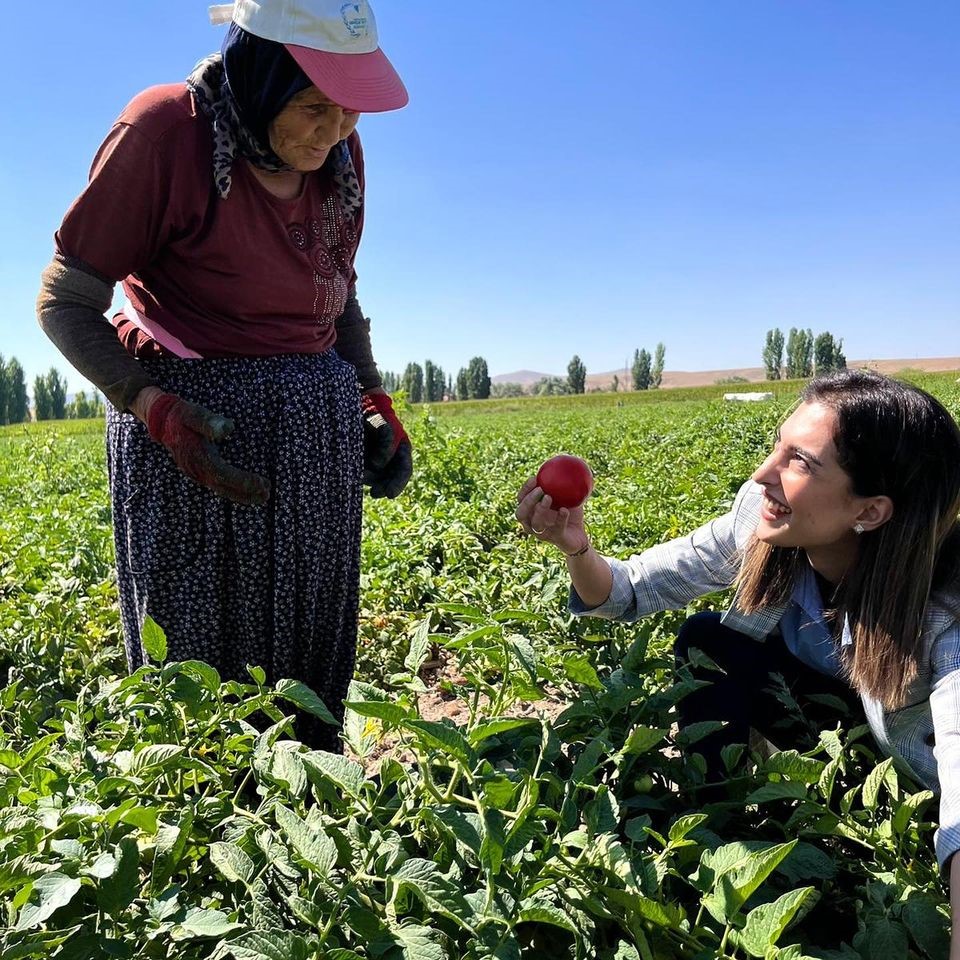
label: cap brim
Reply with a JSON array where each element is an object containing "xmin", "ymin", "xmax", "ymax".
[{"xmin": 285, "ymin": 44, "xmax": 408, "ymax": 113}]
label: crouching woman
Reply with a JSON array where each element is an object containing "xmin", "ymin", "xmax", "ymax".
[{"xmin": 516, "ymin": 370, "xmax": 960, "ymax": 950}]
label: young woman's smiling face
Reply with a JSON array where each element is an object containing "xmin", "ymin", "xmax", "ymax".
[{"xmin": 751, "ymin": 401, "xmax": 878, "ymax": 580}]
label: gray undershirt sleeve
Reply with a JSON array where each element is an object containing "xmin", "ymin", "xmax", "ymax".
[
  {"xmin": 36, "ymin": 256, "xmax": 156, "ymax": 412},
  {"xmin": 334, "ymin": 289, "xmax": 382, "ymax": 392}
]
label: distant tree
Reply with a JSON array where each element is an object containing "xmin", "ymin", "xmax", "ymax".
[
  {"xmin": 423, "ymin": 360, "xmax": 439, "ymax": 402},
  {"xmin": 446, "ymin": 373, "xmax": 453, "ymax": 400},
  {"xmin": 6, "ymin": 359, "xmax": 28, "ymax": 423},
  {"xmin": 813, "ymin": 332, "xmax": 847, "ymax": 375},
  {"xmin": 491, "ymin": 382, "xmax": 525, "ymax": 398},
  {"xmin": 0, "ymin": 354, "xmax": 9, "ymax": 425},
  {"xmin": 402, "ymin": 362, "xmax": 424, "ymax": 403},
  {"xmin": 466, "ymin": 356, "xmax": 491, "ymax": 399},
  {"xmin": 33, "ymin": 375, "xmax": 51, "ymax": 421},
  {"xmin": 763, "ymin": 328, "xmax": 785, "ymax": 380},
  {"xmin": 46, "ymin": 368, "xmax": 68, "ymax": 420},
  {"xmin": 611, "ymin": 374, "xmax": 619, "ymax": 393},
  {"xmin": 651, "ymin": 342, "xmax": 665, "ymax": 388},
  {"xmin": 533, "ymin": 376, "xmax": 571, "ymax": 396},
  {"xmin": 785, "ymin": 328, "xmax": 813, "ymax": 379},
  {"xmin": 632, "ymin": 348, "xmax": 651, "ymax": 390},
  {"xmin": 430, "ymin": 363, "xmax": 446, "ymax": 401},
  {"xmin": 381, "ymin": 370, "xmax": 398, "ymax": 393},
  {"xmin": 715, "ymin": 375, "xmax": 751, "ymax": 385},
  {"xmin": 66, "ymin": 390, "xmax": 106, "ymax": 419},
  {"xmin": 455, "ymin": 367, "xmax": 470, "ymax": 401},
  {"xmin": 566, "ymin": 355, "xmax": 587, "ymax": 394}
]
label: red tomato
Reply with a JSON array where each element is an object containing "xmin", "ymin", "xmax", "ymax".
[{"xmin": 536, "ymin": 455, "xmax": 593, "ymax": 510}]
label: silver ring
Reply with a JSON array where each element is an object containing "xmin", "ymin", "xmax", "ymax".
[{"xmin": 531, "ymin": 526, "xmax": 546, "ymax": 535}]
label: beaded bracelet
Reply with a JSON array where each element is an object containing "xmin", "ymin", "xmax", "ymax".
[{"xmin": 565, "ymin": 541, "xmax": 591, "ymax": 558}]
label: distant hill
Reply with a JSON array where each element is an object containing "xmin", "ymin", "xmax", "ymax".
[
  {"xmin": 491, "ymin": 370, "xmax": 552, "ymax": 387},
  {"xmin": 493, "ymin": 358, "xmax": 960, "ymax": 392}
]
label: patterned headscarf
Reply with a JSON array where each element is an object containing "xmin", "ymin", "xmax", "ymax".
[{"xmin": 186, "ymin": 22, "xmax": 361, "ymax": 212}]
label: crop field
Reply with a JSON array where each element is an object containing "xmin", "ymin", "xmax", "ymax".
[{"xmin": 1, "ymin": 373, "xmax": 959, "ymax": 960}]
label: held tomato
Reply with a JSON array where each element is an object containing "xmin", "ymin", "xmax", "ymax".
[{"xmin": 536, "ymin": 455, "xmax": 593, "ymax": 510}]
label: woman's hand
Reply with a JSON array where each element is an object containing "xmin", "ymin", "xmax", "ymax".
[
  {"xmin": 362, "ymin": 390, "xmax": 413, "ymax": 499},
  {"xmin": 515, "ymin": 477, "xmax": 588, "ymax": 555},
  {"xmin": 140, "ymin": 390, "xmax": 271, "ymax": 506}
]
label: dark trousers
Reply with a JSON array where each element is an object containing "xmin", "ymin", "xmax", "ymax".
[{"xmin": 674, "ymin": 612, "xmax": 862, "ymax": 789}]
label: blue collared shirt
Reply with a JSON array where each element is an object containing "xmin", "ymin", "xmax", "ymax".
[{"xmin": 777, "ymin": 563, "xmax": 851, "ymax": 679}]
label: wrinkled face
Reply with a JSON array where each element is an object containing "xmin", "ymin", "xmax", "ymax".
[
  {"xmin": 268, "ymin": 87, "xmax": 360, "ymax": 172},
  {"xmin": 751, "ymin": 401, "xmax": 866, "ymax": 565}
]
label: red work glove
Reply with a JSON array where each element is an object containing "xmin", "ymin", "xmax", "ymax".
[
  {"xmin": 361, "ymin": 391, "xmax": 413, "ymax": 499},
  {"xmin": 146, "ymin": 393, "xmax": 270, "ymax": 506}
]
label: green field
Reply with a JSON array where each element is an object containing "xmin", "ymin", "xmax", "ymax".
[{"xmin": 2, "ymin": 373, "xmax": 959, "ymax": 959}]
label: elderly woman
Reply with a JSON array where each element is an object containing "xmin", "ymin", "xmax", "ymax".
[
  {"xmin": 517, "ymin": 370, "xmax": 960, "ymax": 949},
  {"xmin": 36, "ymin": 0, "xmax": 410, "ymax": 751}
]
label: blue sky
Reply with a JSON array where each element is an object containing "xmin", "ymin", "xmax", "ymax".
[{"xmin": 2, "ymin": 2, "xmax": 958, "ymax": 394}]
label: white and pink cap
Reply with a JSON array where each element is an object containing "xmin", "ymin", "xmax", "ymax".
[{"xmin": 209, "ymin": 0, "xmax": 409, "ymax": 112}]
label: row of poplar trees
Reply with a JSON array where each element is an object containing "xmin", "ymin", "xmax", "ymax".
[
  {"xmin": 381, "ymin": 357, "xmax": 492, "ymax": 403},
  {"xmin": 762, "ymin": 328, "xmax": 846, "ymax": 380},
  {"xmin": 0, "ymin": 355, "xmax": 106, "ymax": 423}
]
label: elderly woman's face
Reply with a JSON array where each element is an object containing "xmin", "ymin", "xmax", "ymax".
[{"xmin": 268, "ymin": 87, "xmax": 360, "ymax": 172}]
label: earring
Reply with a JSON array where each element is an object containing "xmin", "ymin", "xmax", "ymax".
[{"xmin": 853, "ymin": 522, "xmax": 865, "ymax": 535}]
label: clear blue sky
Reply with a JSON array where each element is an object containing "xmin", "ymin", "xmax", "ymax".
[{"xmin": 2, "ymin": 2, "xmax": 958, "ymax": 394}]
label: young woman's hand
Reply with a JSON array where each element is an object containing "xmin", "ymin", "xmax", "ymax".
[{"xmin": 515, "ymin": 476, "xmax": 589, "ymax": 556}]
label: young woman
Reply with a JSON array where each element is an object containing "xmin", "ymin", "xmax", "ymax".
[
  {"xmin": 37, "ymin": 0, "xmax": 411, "ymax": 751},
  {"xmin": 516, "ymin": 370, "xmax": 960, "ymax": 947}
]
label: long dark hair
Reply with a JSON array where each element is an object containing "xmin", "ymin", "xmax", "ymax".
[{"xmin": 738, "ymin": 370, "xmax": 960, "ymax": 709}]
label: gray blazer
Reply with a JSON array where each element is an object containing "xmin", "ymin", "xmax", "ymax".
[{"xmin": 572, "ymin": 480, "xmax": 960, "ymax": 867}]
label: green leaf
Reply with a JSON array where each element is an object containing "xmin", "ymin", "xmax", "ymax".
[
  {"xmin": 862, "ymin": 757, "xmax": 895, "ymax": 811},
  {"xmin": 15, "ymin": 873, "xmax": 83, "ymax": 930},
  {"xmin": 82, "ymin": 852, "xmax": 117, "ymax": 880},
  {"xmin": 740, "ymin": 887, "xmax": 819, "ymax": 957},
  {"xmin": 892, "ymin": 790, "xmax": 935, "ymax": 834},
  {"xmin": 623, "ymin": 725, "xmax": 668, "ymax": 755},
  {"xmin": 669, "ymin": 813, "xmax": 708, "ymax": 843},
  {"xmin": 468, "ymin": 717, "xmax": 539, "ymax": 745},
  {"xmin": 563, "ymin": 653, "xmax": 603, "ymax": 689},
  {"xmin": 172, "ymin": 907, "xmax": 244, "ymax": 940},
  {"xmin": 507, "ymin": 633, "xmax": 538, "ymax": 681},
  {"xmin": 702, "ymin": 841, "xmax": 797, "ymax": 924},
  {"xmin": 342, "ymin": 699, "xmax": 409, "ymax": 725},
  {"xmin": 902, "ymin": 893, "xmax": 950, "ymax": 959},
  {"xmin": 517, "ymin": 901, "xmax": 578, "ymax": 934},
  {"xmin": 260, "ymin": 746, "xmax": 307, "ymax": 798},
  {"xmin": 390, "ymin": 922, "xmax": 445, "ymax": 960},
  {"xmin": 762, "ymin": 750, "xmax": 824, "ymax": 784},
  {"xmin": 479, "ymin": 808, "xmax": 507, "ymax": 876},
  {"xmin": 141, "ymin": 615, "xmax": 168, "ymax": 663},
  {"xmin": 273, "ymin": 804, "xmax": 336, "ymax": 879},
  {"xmin": 853, "ymin": 917, "xmax": 909, "ymax": 960},
  {"xmin": 216, "ymin": 930, "xmax": 311, "ymax": 960},
  {"xmin": 428, "ymin": 808, "xmax": 482, "ymax": 856},
  {"xmin": 97, "ymin": 836, "xmax": 140, "ymax": 916},
  {"xmin": 404, "ymin": 719, "xmax": 475, "ymax": 766},
  {"xmin": 210, "ymin": 842, "xmax": 255, "ymax": 885},
  {"xmin": 404, "ymin": 617, "xmax": 433, "ymax": 674},
  {"xmin": 301, "ymin": 750, "xmax": 366, "ymax": 799},
  {"xmin": 130, "ymin": 743, "xmax": 185, "ymax": 776},
  {"xmin": 745, "ymin": 781, "xmax": 808, "ymax": 804},
  {"xmin": 273, "ymin": 679, "xmax": 338, "ymax": 726},
  {"xmin": 777, "ymin": 843, "xmax": 836, "ymax": 884},
  {"xmin": 393, "ymin": 859, "xmax": 475, "ymax": 930},
  {"xmin": 677, "ymin": 720, "xmax": 725, "ymax": 744}
]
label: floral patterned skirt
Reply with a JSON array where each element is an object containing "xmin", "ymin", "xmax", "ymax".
[{"xmin": 106, "ymin": 352, "xmax": 363, "ymax": 751}]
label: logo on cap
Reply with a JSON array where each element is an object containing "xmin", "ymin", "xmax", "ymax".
[{"xmin": 340, "ymin": 3, "xmax": 369, "ymax": 40}]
